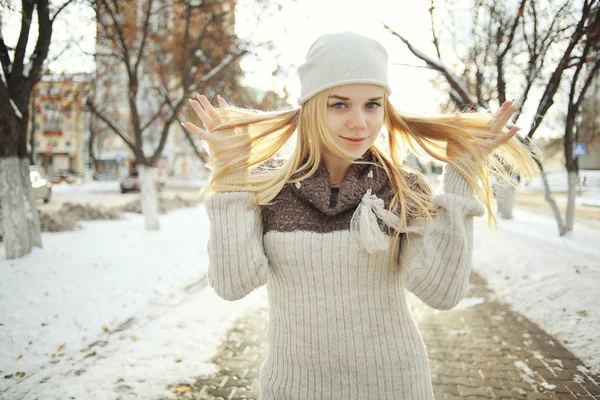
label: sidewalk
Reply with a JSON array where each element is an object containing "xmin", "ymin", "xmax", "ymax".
[{"xmin": 170, "ymin": 272, "xmax": 600, "ymax": 400}]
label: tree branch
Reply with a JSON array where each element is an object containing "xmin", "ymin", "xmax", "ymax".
[
  {"xmin": 51, "ymin": 0, "xmax": 77, "ymax": 22},
  {"xmin": 133, "ymin": 0, "xmax": 154, "ymax": 77},
  {"xmin": 383, "ymin": 22, "xmax": 486, "ymax": 109},
  {"xmin": 86, "ymin": 99, "xmax": 136, "ymax": 152},
  {"xmin": 12, "ymin": 0, "xmax": 35, "ymax": 80},
  {"xmin": 527, "ymin": 0, "xmax": 595, "ymax": 139}
]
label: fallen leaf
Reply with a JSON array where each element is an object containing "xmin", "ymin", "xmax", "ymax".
[
  {"xmin": 577, "ymin": 310, "xmax": 588, "ymax": 317},
  {"xmin": 17, "ymin": 355, "xmax": 23, "ymax": 360},
  {"xmin": 102, "ymin": 326, "xmax": 110, "ymax": 333},
  {"xmin": 57, "ymin": 344, "xmax": 65, "ymax": 351},
  {"xmin": 174, "ymin": 386, "xmax": 191, "ymax": 394},
  {"xmin": 0, "ymin": 323, "xmax": 4, "ymax": 326},
  {"xmin": 131, "ymin": 335, "xmax": 139, "ymax": 341},
  {"xmin": 15, "ymin": 372, "xmax": 25, "ymax": 378},
  {"xmin": 4, "ymin": 375, "xmax": 13, "ymax": 379}
]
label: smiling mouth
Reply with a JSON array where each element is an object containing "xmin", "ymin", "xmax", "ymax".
[{"xmin": 341, "ymin": 137, "xmax": 367, "ymax": 146}]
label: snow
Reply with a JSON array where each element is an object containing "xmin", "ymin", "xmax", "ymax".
[
  {"xmin": 522, "ymin": 169, "xmax": 600, "ymax": 193},
  {"xmin": 473, "ymin": 208, "xmax": 600, "ymax": 374},
  {"xmin": 52, "ymin": 180, "xmax": 120, "ymax": 194},
  {"xmin": 9, "ymin": 99, "xmax": 22, "ymax": 119},
  {"xmin": 22, "ymin": 61, "xmax": 33, "ymax": 78},
  {"xmin": 520, "ymin": 169, "xmax": 600, "ymax": 208},
  {"xmin": 0, "ymin": 206, "xmax": 266, "ymax": 399},
  {"xmin": 1, "ymin": 191, "xmax": 599, "ymax": 398}
]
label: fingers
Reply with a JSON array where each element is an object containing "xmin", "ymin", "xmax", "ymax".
[
  {"xmin": 196, "ymin": 94, "xmax": 216, "ymax": 116},
  {"xmin": 217, "ymin": 95, "xmax": 228, "ymax": 108},
  {"xmin": 489, "ymin": 101, "xmax": 511, "ymax": 128},
  {"xmin": 490, "ymin": 101, "xmax": 519, "ymax": 135},
  {"xmin": 485, "ymin": 127, "xmax": 520, "ymax": 153},
  {"xmin": 188, "ymin": 96, "xmax": 212, "ymax": 130},
  {"xmin": 180, "ymin": 121, "xmax": 209, "ymax": 141},
  {"xmin": 182, "ymin": 94, "xmax": 229, "ymax": 141}
]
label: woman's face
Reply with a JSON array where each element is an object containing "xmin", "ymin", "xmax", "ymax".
[{"xmin": 324, "ymin": 83, "xmax": 385, "ymax": 160}]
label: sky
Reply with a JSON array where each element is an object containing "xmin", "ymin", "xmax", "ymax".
[
  {"xmin": 1, "ymin": 0, "xmax": 443, "ymax": 114},
  {"xmin": 234, "ymin": 0, "xmax": 443, "ymax": 113}
]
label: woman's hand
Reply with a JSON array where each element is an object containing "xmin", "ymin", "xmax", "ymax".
[
  {"xmin": 181, "ymin": 94, "xmax": 243, "ymax": 165},
  {"xmin": 447, "ymin": 100, "xmax": 521, "ymax": 160}
]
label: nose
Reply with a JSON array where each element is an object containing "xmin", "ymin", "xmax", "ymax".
[{"xmin": 347, "ymin": 109, "xmax": 367, "ymax": 131}]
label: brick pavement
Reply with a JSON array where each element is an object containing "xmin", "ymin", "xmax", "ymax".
[{"xmin": 170, "ymin": 272, "xmax": 600, "ymax": 399}]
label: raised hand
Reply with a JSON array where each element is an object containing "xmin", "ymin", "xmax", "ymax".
[
  {"xmin": 448, "ymin": 100, "xmax": 521, "ymax": 160},
  {"xmin": 181, "ymin": 94, "xmax": 243, "ymax": 165}
]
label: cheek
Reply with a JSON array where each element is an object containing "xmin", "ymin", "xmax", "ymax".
[
  {"xmin": 326, "ymin": 113, "xmax": 343, "ymax": 135},
  {"xmin": 368, "ymin": 113, "xmax": 384, "ymax": 136}
]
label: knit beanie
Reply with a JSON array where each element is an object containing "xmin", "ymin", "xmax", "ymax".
[{"xmin": 297, "ymin": 31, "xmax": 392, "ymax": 105}]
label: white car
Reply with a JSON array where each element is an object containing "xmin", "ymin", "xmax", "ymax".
[{"xmin": 30, "ymin": 165, "xmax": 52, "ymax": 203}]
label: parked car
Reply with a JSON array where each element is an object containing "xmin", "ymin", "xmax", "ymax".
[
  {"xmin": 30, "ymin": 165, "xmax": 52, "ymax": 203},
  {"xmin": 51, "ymin": 169, "xmax": 83, "ymax": 184},
  {"xmin": 119, "ymin": 169, "xmax": 166, "ymax": 193}
]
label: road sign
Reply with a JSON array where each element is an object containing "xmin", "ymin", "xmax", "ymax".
[{"xmin": 573, "ymin": 143, "xmax": 587, "ymax": 157}]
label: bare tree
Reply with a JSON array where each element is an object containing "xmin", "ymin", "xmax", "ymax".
[
  {"xmin": 384, "ymin": 0, "xmax": 599, "ymax": 235},
  {"xmin": 0, "ymin": 0, "xmax": 75, "ymax": 259},
  {"xmin": 563, "ymin": 6, "xmax": 600, "ymax": 230},
  {"xmin": 87, "ymin": 0, "xmax": 249, "ymax": 229}
]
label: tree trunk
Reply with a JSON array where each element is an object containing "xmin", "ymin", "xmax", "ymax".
[
  {"xmin": 540, "ymin": 171, "xmax": 568, "ymax": 236},
  {"xmin": 495, "ymin": 181, "xmax": 516, "ymax": 219},
  {"xmin": 21, "ymin": 158, "xmax": 42, "ymax": 247},
  {"xmin": 566, "ymin": 170, "xmax": 578, "ymax": 231},
  {"xmin": 138, "ymin": 165, "xmax": 159, "ymax": 230},
  {"xmin": 0, "ymin": 157, "xmax": 36, "ymax": 258}
]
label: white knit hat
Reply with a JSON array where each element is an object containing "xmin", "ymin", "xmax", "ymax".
[{"xmin": 297, "ymin": 31, "xmax": 392, "ymax": 105}]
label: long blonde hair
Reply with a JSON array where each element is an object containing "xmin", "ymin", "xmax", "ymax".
[{"xmin": 203, "ymin": 89, "xmax": 538, "ymax": 260}]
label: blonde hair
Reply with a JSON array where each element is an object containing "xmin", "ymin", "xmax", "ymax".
[{"xmin": 203, "ymin": 89, "xmax": 539, "ymax": 261}]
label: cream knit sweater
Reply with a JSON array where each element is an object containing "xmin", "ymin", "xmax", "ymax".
[{"xmin": 205, "ymin": 162, "xmax": 484, "ymax": 400}]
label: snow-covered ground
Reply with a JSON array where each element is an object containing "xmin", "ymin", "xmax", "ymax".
[
  {"xmin": 521, "ymin": 169, "xmax": 600, "ymax": 207},
  {"xmin": 473, "ymin": 210, "xmax": 600, "ymax": 374},
  {"xmin": 52, "ymin": 178, "xmax": 209, "ymax": 195},
  {"xmin": 0, "ymin": 207, "xmax": 266, "ymax": 400},
  {"xmin": 1, "ymin": 194, "xmax": 598, "ymax": 399}
]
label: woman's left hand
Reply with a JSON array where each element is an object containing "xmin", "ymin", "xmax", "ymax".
[{"xmin": 447, "ymin": 100, "xmax": 521, "ymax": 160}]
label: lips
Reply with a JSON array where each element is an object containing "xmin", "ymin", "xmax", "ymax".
[{"xmin": 341, "ymin": 137, "xmax": 367, "ymax": 146}]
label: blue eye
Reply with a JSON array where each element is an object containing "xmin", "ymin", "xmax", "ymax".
[
  {"xmin": 329, "ymin": 102, "xmax": 347, "ymax": 109},
  {"xmin": 366, "ymin": 102, "xmax": 381, "ymax": 109}
]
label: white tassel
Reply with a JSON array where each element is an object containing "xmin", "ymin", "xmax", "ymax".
[{"xmin": 350, "ymin": 189, "xmax": 400, "ymax": 253}]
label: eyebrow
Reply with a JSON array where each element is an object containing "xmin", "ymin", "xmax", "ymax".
[{"xmin": 328, "ymin": 95, "xmax": 384, "ymax": 101}]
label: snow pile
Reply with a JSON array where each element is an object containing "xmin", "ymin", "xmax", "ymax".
[
  {"xmin": 117, "ymin": 195, "xmax": 202, "ymax": 214},
  {"xmin": 52, "ymin": 180, "xmax": 121, "ymax": 194},
  {"xmin": 58, "ymin": 202, "xmax": 121, "ymax": 221}
]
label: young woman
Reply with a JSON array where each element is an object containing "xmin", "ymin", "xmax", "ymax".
[{"xmin": 182, "ymin": 31, "xmax": 537, "ymax": 400}]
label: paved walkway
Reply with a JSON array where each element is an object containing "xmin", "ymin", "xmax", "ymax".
[{"xmin": 170, "ymin": 272, "xmax": 600, "ymax": 399}]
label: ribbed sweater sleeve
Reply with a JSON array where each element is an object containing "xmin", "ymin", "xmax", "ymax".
[
  {"xmin": 205, "ymin": 170, "xmax": 268, "ymax": 301},
  {"xmin": 401, "ymin": 165, "xmax": 485, "ymax": 310}
]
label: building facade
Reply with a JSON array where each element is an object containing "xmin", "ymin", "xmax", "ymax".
[{"xmin": 27, "ymin": 74, "xmax": 91, "ymax": 180}]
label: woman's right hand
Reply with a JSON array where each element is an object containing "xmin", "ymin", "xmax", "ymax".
[{"xmin": 181, "ymin": 94, "xmax": 245, "ymax": 166}]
